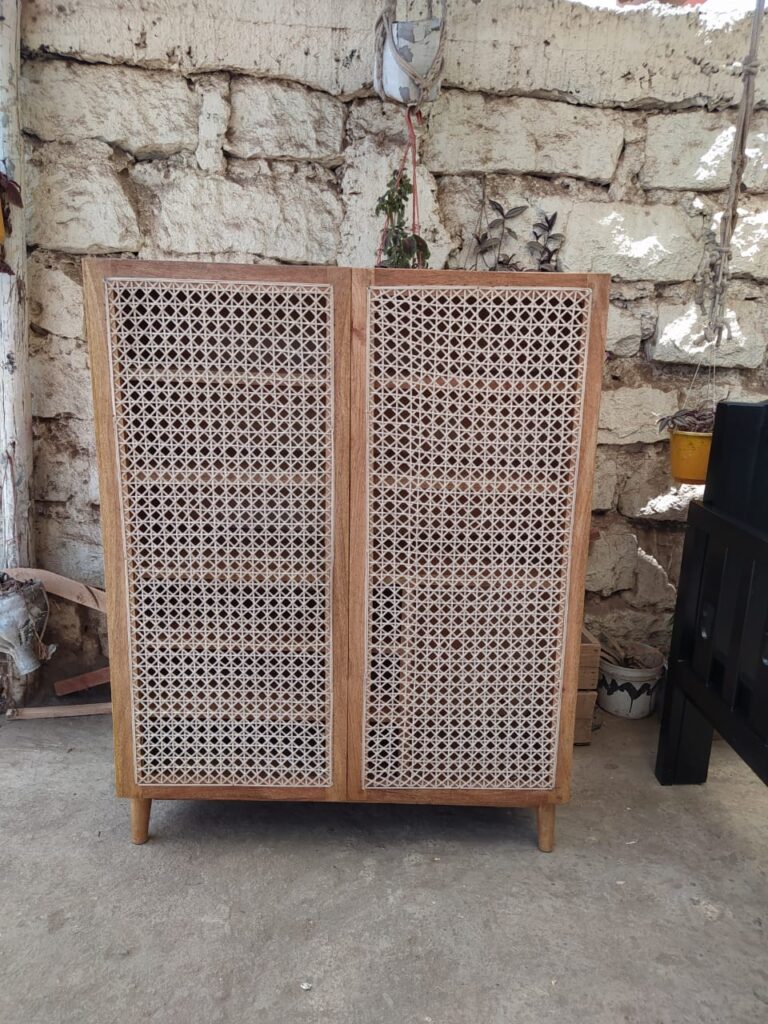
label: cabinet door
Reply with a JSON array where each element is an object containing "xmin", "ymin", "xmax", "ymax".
[
  {"xmin": 86, "ymin": 263, "xmax": 350, "ymax": 800},
  {"xmin": 348, "ymin": 270, "xmax": 606, "ymax": 805}
]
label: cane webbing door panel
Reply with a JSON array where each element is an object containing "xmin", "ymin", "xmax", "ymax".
[
  {"xmin": 348, "ymin": 270, "xmax": 606, "ymax": 806},
  {"xmin": 85, "ymin": 262, "xmax": 350, "ymax": 800}
]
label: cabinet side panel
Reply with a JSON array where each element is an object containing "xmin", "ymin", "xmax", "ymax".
[
  {"xmin": 101, "ymin": 272, "xmax": 338, "ymax": 790},
  {"xmin": 84, "ymin": 260, "xmax": 137, "ymax": 797},
  {"xmin": 553, "ymin": 275, "xmax": 608, "ymax": 799},
  {"xmin": 361, "ymin": 282, "xmax": 595, "ymax": 793}
]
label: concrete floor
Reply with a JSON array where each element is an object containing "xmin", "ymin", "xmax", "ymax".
[{"xmin": 1, "ymin": 714, "xmax": 766, "ymax": 1024}]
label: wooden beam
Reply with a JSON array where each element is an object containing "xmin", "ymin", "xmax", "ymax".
[
  {"xmin": 0, "ymin": 0, "xmax": 33, "ymax": 707},
  {"xmin": 3, "ymin": 567, "xmax": 107, "ymax": 613},
  {"xmin": 0, "ymin": 0, "xmax": 31, "ymax": 568},
  {"xmin": 54, "ymin": 665, "xmax": 110, "ymax": 696},
  {"xmin": 6, "ymin": 702, "xmax": 112, "ymax": 720}
]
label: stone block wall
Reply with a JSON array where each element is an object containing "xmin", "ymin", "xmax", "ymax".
[{"xmin": 18, "ymin": 0, "xmax": 768, "ymax": 661}]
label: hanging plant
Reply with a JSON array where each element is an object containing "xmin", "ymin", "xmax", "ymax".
[
  {"xmin": 373, "ymin": 105, "xmax": 430, "ymax": 269},
  {"xmin": 658, "ymin": 407, "xmax": 716, "ymax": 435},
  {"xmin": 375, "ymin": 171, "xmax": 430, "ymax": 269},
  {"xmin": 658, "ymin": 0, "xmax": 764, "ymax": 485},
  {"xmin": 658, "ymin": 404, "xmax": 716, "ymax": 486}
]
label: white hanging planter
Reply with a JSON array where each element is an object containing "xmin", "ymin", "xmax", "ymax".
[{"xmin": 373, "ymin": 3, "xmax": 446, "ymax": 106}]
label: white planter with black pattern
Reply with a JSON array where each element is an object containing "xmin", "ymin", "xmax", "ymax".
[{"xmin": 598, "ymin": 644, "xmax": 666, "ymax": 720}]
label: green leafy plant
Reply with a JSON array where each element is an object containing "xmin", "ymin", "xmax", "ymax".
[
  {"xmin": 528, "ymin": 211, "xmax": 565, "ymax": 271},
  {"xmin": 375, "ymin": 171, "xmax": 430, "ymax": 268},
  {"xmin": 473, "ymin": 199, "xmax": 527, "ymax": 271},
  {"xmin": 658, "ymin": 405, "xmax": 716, "ymax": 435}
]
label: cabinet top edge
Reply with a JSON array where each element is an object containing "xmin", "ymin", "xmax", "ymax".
[{"xmin": 82, "ymin": 258, "xmax": 610, "ymax": 292}]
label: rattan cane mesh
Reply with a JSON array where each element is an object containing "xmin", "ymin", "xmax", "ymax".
[
  {"xmin": 363, "ymin": 285, "xmax": 592, "ymax": 791},
  {"xmin": 105, "ymin": 279, "xmax": 334, "ymax": 787}
]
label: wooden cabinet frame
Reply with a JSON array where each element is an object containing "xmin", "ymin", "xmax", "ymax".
[{"xmin": 84, "ymin": 260, "xmax": 608, "ymax": 850}]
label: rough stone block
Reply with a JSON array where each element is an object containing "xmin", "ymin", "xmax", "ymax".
[
  {"xmin": 624, "ymin": 549, "xmax": 677, "ymax": 611},
  {"xmin": 22, "ymin": 0, "xmax": 374, "ymax": 94},
  {"xmin": 227, "ymin": 78, "xmax": 344, "ymax": 161},
  {"xmin": 564, "ymin": 203, "xmax": 702, "ymax": 282},
  {"xmin": 22, "ymin": 58, "xmax": 199, "ymax": 158},
  {"xmin": 729, "ymin": 204, "xmax": 768, "ymax": 281},
  {"xmin": 642, "ymin": 111, "xmax": 768, "ymax": 193},
  {"xmin": 134, "ymin": 159, "xmax": 342, "ymax": 263},
  {"xmin": 606, "ymin": 304, "xmax": 644, "ymax": 357},
  {"xmin": 45, "ymin": 595, "xmax": 87, "ymax": 650},
  {"xmin": 438, "ymin": 178, "xmax": 551, "ymax": 271},
  {"xmin": 584, "ymin": 598, "xmax": 673, "ymax": 651},
  {"xmin": 703, "ymin": 380, "xmax": 768, "ymax": 406},
  {"xmin": 438, "ymin": 183, "xmax": 699, "ymax": 284},
  {"xmin": 21, "ymin": 1, "xmax": 765, "ymax": 107},
  {"xmin": 598, "ymin": 386, "xmax": 678, "ymax": 445},
  {"xmin": 424, "ymin": 92, "xmax": 624, "ymax": 183},
  {"xmin": 629, "ymin": 483, "xmax": 703, "ymax": 523},
  {"xmin": 346, "ymin": 100, "xmax": 410, "ymax": 146},
  {"xmin": 635, "ymin": 526, "xmax": 686, "ymax": 588},
  {"xmin": 586, "ymin": 519, "xmax": 637, "ymax": 596},
  {"xmin": 653, "ymin": 299, "xmax": 768, "ymax": 369},
  {"xmin": 28, "ymin": 254, "xmax": 84, "ymax": 339},
  {"xmin": 33, "ymin": 418, "xmax": 99, "ymax": 506},
  {"xmin": 592, "ymin": 449, "xmax": 618, "ymax": 512},
  {"xmin": 195, "ymin": 74, "xmax": 230, "ymax": 174},
  {"xmin": 90, "ymin": 607, "xmax": 110, "ymax": 659},
  {"xmin": 30, "ymin": 334, "xmax": 94, "ymax": 421},
  {"xmin": 34, "ymin": 509, "xmax": 104, "ymax": 586},
  {"xmin": 617, "ymin": 446, "xmax": 701, "ymax": 522},
  {"xmin": 26, "ymin": 140, "xmax": 140, "ymax": 254}
]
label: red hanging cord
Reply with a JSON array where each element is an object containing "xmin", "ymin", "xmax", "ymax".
[{"xmin": 408, "ymin": 107, "xmax": 422, "ymax": 240}]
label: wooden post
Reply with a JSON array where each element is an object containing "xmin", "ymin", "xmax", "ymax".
[
  {"xmin": 130, "ymin": 798, "xmax": 152, "ymax": 845},
  {"xmin": 0, "ymin": 0, "xmax": 35, "ymax": 704},
  {"xmin": 655, "ymin": 679, "xmax": 714, "ymax": 785},
  {"xmin": 536, "ymin": 805, "xmax": 556, "ymax": 853}
]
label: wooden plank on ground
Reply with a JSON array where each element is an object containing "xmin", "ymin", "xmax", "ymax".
[
  {"xmin": 6, "ymin": 702, "xmax": 112, "ymax": 720},
  {"xmin": 573, "ymin": 690, "xmax": 598, "ymax": 745},
  {"xmin": 54, "ymin": 666, "xmax": 110, "ymax": 696},
  {"xmin": 579, "ymin": 628, "xmax": 601, "ymax": 690}
]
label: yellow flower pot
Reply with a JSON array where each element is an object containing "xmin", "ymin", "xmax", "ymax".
[{"xmin": 669, "ymin": 430, "xmax": 712, "ymax": 485}]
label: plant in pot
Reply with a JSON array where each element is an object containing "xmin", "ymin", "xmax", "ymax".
[
  {"xmin": 654, "ymin": 0, "xmax": 761, "ymax": 484},
  {"xmin": 658, "ymin": 403, "xmax": 715, "ymax": 486},
  {"xmin": 597, "ymin": 636, "xmax": 666, "ymax": 721}
]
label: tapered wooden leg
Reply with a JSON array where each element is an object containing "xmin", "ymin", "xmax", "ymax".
[
  {"xmin": 536, "ymin": 804, "xmax": 556, "ymax": 853},
  {"xmin": 130, "ymin": 797, "xmax": 152, "ymax": 845}
]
